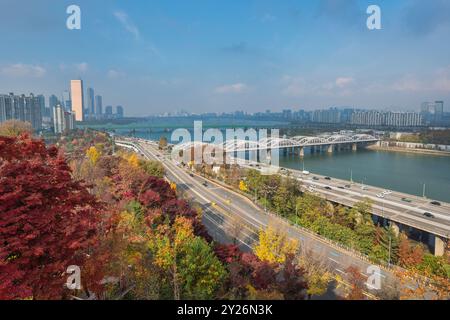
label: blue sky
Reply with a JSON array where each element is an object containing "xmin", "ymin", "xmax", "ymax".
[{"xmin": 0, "ymin": 0, "xmax": 449, "ymax": 116}]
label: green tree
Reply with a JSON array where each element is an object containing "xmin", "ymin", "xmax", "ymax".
[{"xmin": 139, "ymin": 159, "xmax": 165, "ymax": 178}]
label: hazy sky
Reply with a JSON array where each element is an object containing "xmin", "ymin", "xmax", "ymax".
[{"xmin": 0, "ymin": 0, "xmax": 449, "ymax": 116}]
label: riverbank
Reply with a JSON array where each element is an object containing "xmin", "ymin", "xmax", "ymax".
[{"xmin": 367, "ymin": 144, "xmax": 450, "ymax": 157}]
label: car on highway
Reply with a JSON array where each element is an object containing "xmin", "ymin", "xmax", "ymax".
[
  {"xmin": 338, "ymin": 186, "xmax": 345, "ymax": 189},
  {"xmin": 423, "ymin": 212, "xmax": 435, "ymax": 218},
  {"xmin": 430, "ymin": 201, "xmax": 441, "ymax": 206},
  {"xmin": 313, "ymin": 176, "xmax": 320, "ymax": 181},
  {"xmin": 361, "ymin": 186, "xmax": 368, "ymax": 191},
  {"xmin": 189, "ymin": 173, "xmax": 194, "ymax": 177},
  {"xmin": 202, "ymin": 181, "xmax": 208, "ymax": 187},
  {"xmin": 401, "ymin": 197, "xmax": 412, "ymax": 203},
  {"xmin": 324, "ymin": 186, "xmax": 332, "ymax": 190},
  {"xmin": 345, "ymin": 185, "xmax": 351, "ymax": 189},
  {"xmin": 324, "ymin": 177, "xmax": 331, "ymax": 180},
  {"xmin": 376, "ymin": 193, "xmax": 385, "ymax": 198}
]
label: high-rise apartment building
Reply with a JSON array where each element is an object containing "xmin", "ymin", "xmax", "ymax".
[
  {"xmin": 95, "ymin": 95, "xmax": 103, "ymax": 117},
  {"xmin": 350, "ymin": 110, "xmax": 423, "ymax": 127},
  {"xmin": 70, "ymin": 79, "xmax": 85, "ymax": 121},
  {"xmin": 86, "ymin": 87, "xmax": 95, "ymax": 119},
  {"xmin": 116, "ymin": 105, "xmax": 124, "ymax": 118},
  {"xmin": 53, "ymin": 104, "xmax": 75, "ymax": 134},
  {"xmin": 420, "ymin": 101, "xmax": 445, "ymax": 124},
  {"xmin": 0, "ymin": 92, "xmax": 43, "ymax": 130}
]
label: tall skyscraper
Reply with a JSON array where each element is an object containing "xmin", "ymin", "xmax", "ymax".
[
  {"xmin": 116, "ymin": 105, "xmax": 124, "ymax": 118},
  {"xmin": 49, "ymin": 94, "xmax": 59, "ymax": 118},
  {"xmin": 62, "ymin": 90, "xmax": 71, "ymax": 111},
  {"xmin": 105, "ymin": 105, "xmax": 113, "ymax": 119},
  {"xmin": 86, "ymin": 87, "xmax": 95, "ymax": 119},
  {"xmin": 37, "ymin": 95, "xmax": 46, "ymax": 118},
  {"xmin": 95, "ymin": 95, "xmax": 103, "ymax": 117},
  {"xmin": 70, "ymin": 80, "xmax": 85, "ymax": 121}
]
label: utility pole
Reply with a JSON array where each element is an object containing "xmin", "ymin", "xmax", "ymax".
[
  {"xmin": 350, "ymin": 169, "xmax": 353, "ymax": 184},
  {"xmin": 422, "ymin": 183, "xmax": 426, "ymax": 198},
  {"xmin": 388, "ymin": 235, "xmax": 392, "ymax": 268}
]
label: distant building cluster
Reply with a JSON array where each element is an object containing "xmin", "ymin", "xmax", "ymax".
[
  {"xmin": 0, "ymin": 93, "xmax": 44, "ymax": 130},
  {"xmin": 69, "ymin": 79, "xmax": 125, "ymax": 122},
  {"xmin": 421, "ymin": 101, "xmax": 445, "ymax": 125},
  {"xmin": 0, "ymin": 78, "xmax": 125, "ymax": 134},
  {"xmin": 350, "ymin": 110, "xmax": 423, "ymax": 127}
]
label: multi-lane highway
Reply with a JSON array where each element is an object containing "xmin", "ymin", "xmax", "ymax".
[
  {"xmin": 116, "ymin": 137, "xmax": 406, "ymax": 298},
  {"xmin": 272, "ymin": 167, "xmax": 450, "ymax": 242}
]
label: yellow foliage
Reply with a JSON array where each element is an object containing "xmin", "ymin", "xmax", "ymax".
[
  {"xmin": 246, "ymin": 285, "xmax": 284, "ymax": 300},
  {"xmin": 170, "ymin": 182, "xmax": 177, "ymax": 192},
  {"xmin": 254, "ymin": 226, "xmax": 298, "ymax": 264},
  {"xmin": 86, "ymin": 146, "xmax": 101, "ymax": 165},
  {"xmin": 239, "ymin": 180, "xmax": 248, "ymax": 192},
  {"xmin": 148, "ymin": 217, "xmax": 195, "ymax": 269},
  {"xmin": 127, "ymin": 153, "xmax": 140, "ymax": 168}
]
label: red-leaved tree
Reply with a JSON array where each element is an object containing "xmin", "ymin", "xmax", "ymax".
[{"xmin": 0, "ymin": 134, "xmax": 102, "ymax": 300}]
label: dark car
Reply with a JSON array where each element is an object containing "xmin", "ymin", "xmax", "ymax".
[
  {"xmin": 324, "ymin": 177, "xmax": 331, "ymax": 180},
  {"xmin": 423, "ymin": 212, "xmax": 435, "ymax": 218},
  {"xmin": 345, "ymin": 185, "xmax": 351, "ymax": 189},
  {"xmin": 338, "ymin": 186, "xmax": 345, "ymax": 189},
  {"xmin": 202, "ymin": 181, "xmax": 208, "ymax": 187},
  {"xmin": 313, "ymin": 176, "xmax": 320, "ymax": 181},
  {"xmin": 189, "ymin": 173, "xmax": 194, "ymax": 177},
  {"xmin": 430, "ymin": 201, "xmax": 441, "ymax": 206},
  {"xmin": 324, "ymin": 186, "xmax": 332, "ymax": 190}
]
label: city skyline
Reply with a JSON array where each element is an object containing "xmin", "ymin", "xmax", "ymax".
[{"xmin": 0, "ymin": 0, "xmax": 449, "ymax": 116}]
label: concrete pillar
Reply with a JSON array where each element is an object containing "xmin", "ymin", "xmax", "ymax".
[
  {"xmin": 327, "ymin": 145, "xmax": 333, "ymax": 154},
  {"xmin": 299, "ymin": 147, "xmax": 304, "ymax": 158},
  {"xmin": 434, "ymin": 236, "xmax": 446, "ymax": 257},
  {"xmin": 352, "ymin": 143, "xmax": 357, "ymax": 151},
  {"xmin": 390, "ymin": 221, "xmax": 400, "ymax": 237},
  {"xmin": 310, "ymin": 146, "xmax": 315, "ymax": 154}
]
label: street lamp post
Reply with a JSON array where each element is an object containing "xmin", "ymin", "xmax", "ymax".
[
  {"xmin": 422, "ymin": 183, "xmax": 426, "ymax": 198},
  {"xmin": 388, "ymin": 235, "xmax": 392, "ymax": 268}
]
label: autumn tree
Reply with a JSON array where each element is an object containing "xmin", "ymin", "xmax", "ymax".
[
  {"xmin": 86, "ymin": 146, "xmax": 101, "ymax": 165},
  {"xmin": 0, "ymin": 134, "xmax": 102, "ymax": 299},
  {"xmin": 0, "ymin": 120, "xmax": 33, "ymax": 137},
  {"xmin": 159, "ymin": 136, "xmax": 168, "ymax": 150},
  {"xmin": 254, "ymin": 225, "xmax": 298, "ymax": 264},
  {"xmin": 299, "ymin": 247, "xmax": 333, "ymax": 299},
  {"xmin": 148, "ymin": 217, "xmax": 227, "ymax": 299},
  {"xmin": 344, "ymin": 266, "xmax": 366, "ymax": 300},
  {"xmin": 398, "ymin": 235, "xmax": 424, "ymax": 268}
]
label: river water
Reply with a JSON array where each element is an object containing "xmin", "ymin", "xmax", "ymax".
[{"xmin": 96, "ymin": 121, "xmax": 450, "ymax": 203}]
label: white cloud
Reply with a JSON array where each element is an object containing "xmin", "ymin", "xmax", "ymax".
[
  {"xmin": 335, "ymin": 77, "xmax": 354, "ymax": 88},
  {"xmin": 107, "ymin": 69, "xmax": 125, "ymax": 79},
  {"xmin": 76, "ymin": 62, "xmax": 88, "ymax": 73},
  {"xmin": 214, "ymin": 83, "xmax": 248, "ymax": 94},
  {"xmin": 0, "ymin": 64, "xmax": 46, "ymax": 78},
  {"xmin": 114, "ymin": 11, "xmax": 140, "ymax": 40},
  {"xmin": 389, "ymin": 68, "xmax": 450, "ymax": 93},
  {"xmin": 282, "ymin": 75, "xmax": 355, "ymax": 97}
]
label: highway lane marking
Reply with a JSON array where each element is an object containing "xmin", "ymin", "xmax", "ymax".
[
  {"xmin": 329, "ymin": 257, "xmax": 340, "ymax": 264},
  {"xmin": 306, "ymin": 185, "xmax": 450, "ymax": 233},
  {"xmin": 302, "ymin": 179, "xmax": 450, "ymax": 224},
  {"xmin": 121, "ymin": 139, "xmax": 382, "ymax": 300},
  {"xmin": 330, "ymin": 251, "xmax": 341, "ymax": 257},
  {"xmin": 139, "ymin": 143, "xmax": 265, "ymax": 239}
]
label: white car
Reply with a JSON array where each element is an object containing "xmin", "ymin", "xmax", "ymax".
[{"xmin": 377, "ymin": 194, "xmax": 384, "ymax": 198}]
